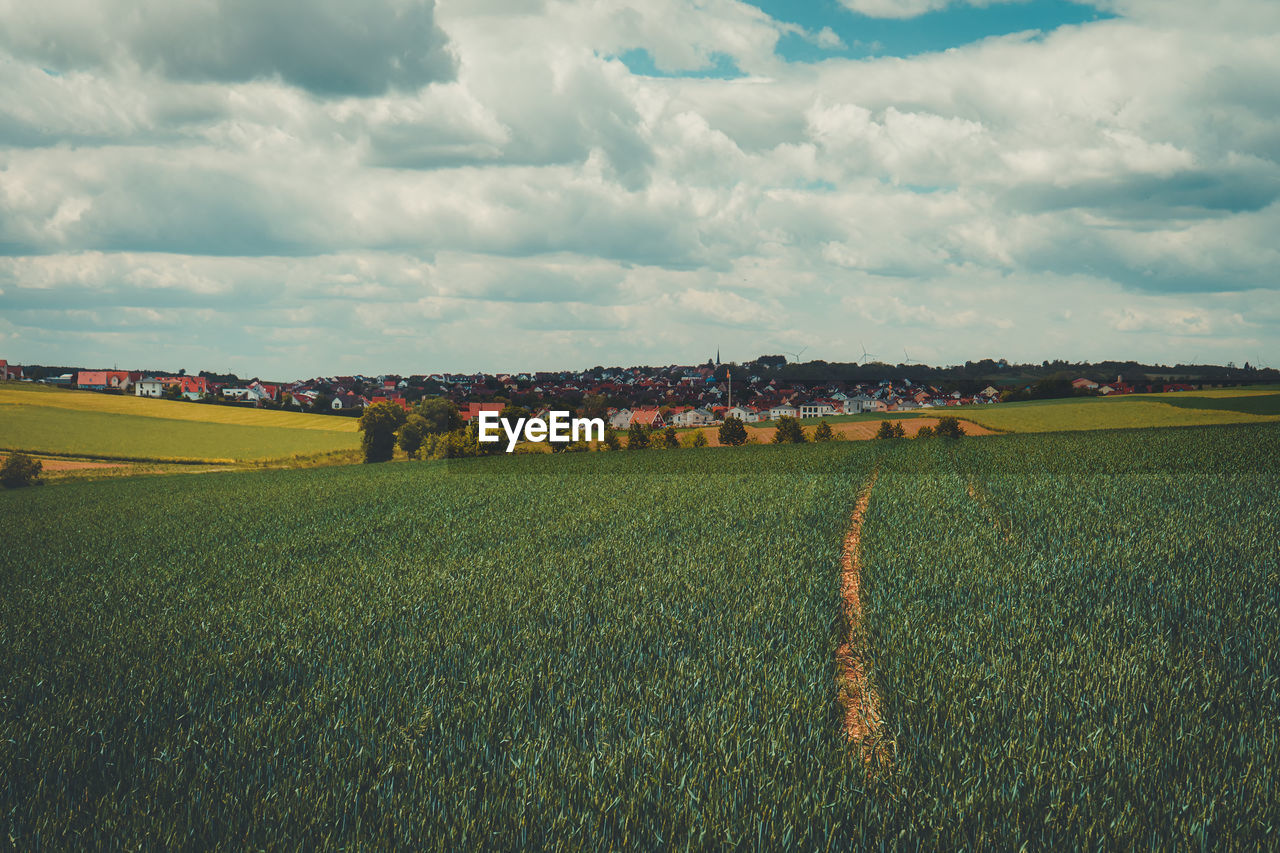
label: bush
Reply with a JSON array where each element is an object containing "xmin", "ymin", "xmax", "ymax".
[
  {"xmin": 812, "ymin": 420, "xmax": 834, "ymax": 442},
  {"xmin": 915, "ymin": 424, "xmax": 936, "ymax": 439},
  {"xmin": 659, "ymin": 426, "xmax": 680, "ymax": 449},
  {"xmin": 683, "ymin": 430, "xmax": 709, "ymax": 449},
  {"xmin": 359, "ymin": 402, "xmax": 408, "ymax": 463},
  {"xmin": 718, "ymin": 417, "xmax": 748, "ymax": 446},
  {"xmin": 876, "ymin": 420, "xmax": 895, "ymax": 440},
  {"xmin": 892, "ymin": 421, "xmax": 906, "ymax": 438},
  {"xmin": 1, "ymin": 452, "xmax": 43, "ymax": 488},
  {"xmin": 936, "ymin": 416, "xmax": 965, "ymax": 439},
  {"xmin": 626, "ymin": 422, "xmax": 650, "ymax": 450},
  {"xmin": 602, "ymin": 430, "xmax": 621, "ymax": 451},
  {"xmin": 772, "ymin": 416, "xmax": 806, "ymax": 444}
]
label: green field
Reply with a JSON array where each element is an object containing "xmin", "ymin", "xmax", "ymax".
[
  {"xmin": 0, "ymin": 383, "xmax": 359, "ymax": 462},
  {"xmin": 952, "ymin": 391, "xmax": 1280, "ymax": 433},
  {"xmin": 3, "ymin": 423, "xmax": 1277, "ymax": 847}
]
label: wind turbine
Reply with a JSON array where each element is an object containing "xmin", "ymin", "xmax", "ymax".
[
  {"xmin": 902, "ymin": 348, "xmax": 916, "ymax": 365},
  {"xmin": 860, "ymin": 343, "xmax": 877, "ymax": 365},
  {"xmin": 778, "ymin": 344, "xmax": 808, "ymax": 363}
]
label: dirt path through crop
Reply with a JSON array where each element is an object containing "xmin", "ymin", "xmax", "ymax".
[{"xmin": 835, "ymin": 470, "xmax": 891, "ymax": 767}]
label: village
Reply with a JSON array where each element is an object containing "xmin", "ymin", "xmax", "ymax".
[{"xmin": 2, "ymin": 355, "xmax": 1207, "ymax": 431}]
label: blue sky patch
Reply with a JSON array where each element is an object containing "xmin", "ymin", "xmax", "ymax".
[
  {"xmin": 755, "ymin": 0, "xmax": 1116, "ymax": 63},
  {"xmin": 617, "ymin": 49, "xmax": 745, "ymax": 79}
]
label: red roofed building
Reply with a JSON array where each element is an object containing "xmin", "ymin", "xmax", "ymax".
[
  {"xmin": 370, "ymin": 396, "xmax": 411, "ymax": 411},
  {"xmin": 0, "ymin": 360, "xmax": 23, "ymax": 380},
  {"xmin": 630, "ymin": 407, "xmax": 665, "ymax": 429},
  {"xmin": 77, "ymin": 370, "xmax": 131, "ymax": 390},
  {"xmin": 460, "ymin": 402, "xmax": 504, "ymax": 422}
]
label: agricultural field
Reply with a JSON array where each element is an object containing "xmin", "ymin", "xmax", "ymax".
[
  {"xmin": 953, "ymin": 389, "xmax": 1280, "ymax": 434},
  {"xmin": 0, "ymin": 383, "xmax": 359, "ymax": 462},
  {"xmin": 2, "ymin": 422, "xmax": 1277, "ymax": 847}
]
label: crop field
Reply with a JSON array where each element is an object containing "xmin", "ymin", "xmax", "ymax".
[
  {"xmin": 954, "ymin": 392, "xmax": 1280, "ymax": 433},
  {"xmin": 2, "ymin": 424, "xmax": 1277, "ymax": 847},
  {"xmin": 0, "ymin": 384, "xmax": 359, "ymax": 462}
]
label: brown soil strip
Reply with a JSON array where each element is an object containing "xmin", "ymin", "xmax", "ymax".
[
  {"xmin": 966, "ymin": 476, "xmax": 1013, "ymax": 543},
  {"xmin": 34, "ymin": 458, "xmax": 128, "ymax": 472},
  {"xmin": 835, "ymin": 470, "xmax": 892, "ymax": 768},
  {"xmin": 688, "ymin": 417, "xmax": 993, "ymax": 447}
]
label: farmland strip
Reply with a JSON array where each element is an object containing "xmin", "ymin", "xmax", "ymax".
[{"xmin": 835, "ymin": 470, "xmax": 889, "ymax": 765}]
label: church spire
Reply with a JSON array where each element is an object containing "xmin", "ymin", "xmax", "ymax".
[{"xmin": 716, "ymin": 348, "xmax": 721, "ymax": 366}]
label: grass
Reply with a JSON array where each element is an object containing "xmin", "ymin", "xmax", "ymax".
[
  {"xmin": 3, "ymin": 423, "xmax": 1278, "ymax": 846},
  {"xmin": 0, "ymin": 383, "xmax": 360, "ymax": 462}
]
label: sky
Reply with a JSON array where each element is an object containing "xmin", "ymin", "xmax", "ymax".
[{"xmin": 1, "ymin": 0, "xmax": 1277, "ymax": 377}]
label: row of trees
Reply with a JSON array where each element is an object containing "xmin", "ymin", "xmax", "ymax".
[
  {"xmin": 875, "ymin": 416, "xmax": 965, "ymax": 439},
  {"xmin": 359, "ymin": 401, "xmax": 965, "ymax": 464}
]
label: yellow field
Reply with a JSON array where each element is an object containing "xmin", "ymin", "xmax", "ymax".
[
  {"xmin": 0, "ymin": 383, "xmax": 357, "ymax": 431},
  {"xmin": 0, "ymin": 382, "xmax": 360, "ymax": 462}
]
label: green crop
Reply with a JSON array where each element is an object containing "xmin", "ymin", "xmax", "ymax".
[{"xmin": 2, "ymin": 423, "xmax": 1277, "ymax": 848}]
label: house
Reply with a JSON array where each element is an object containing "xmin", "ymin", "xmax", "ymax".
[
  {"xmin": 671, "ymin": 407, "xmax": 714, "ymax": 427},
  {"xmin": 608, "ymin": 408, "xmax": 633, "ymax": 430},
  {"xmin": 136, "ymin": 377, "xmax": 166, "ymax": 397},
  {"xmin": 798, "ymin": 401, "xmax": 838, "ymax": 419},
  {"xmin": 460, "ymin": 402, "xmax": 504, "ymax": 422},
  {"xmin": 1163, "ymin": 383, "xmax": 1195, "ymax": 393},
  {"xmin": 769, "ymin": 403, "xmax": 798, "ymax": 420},
  {"xmin": 369, "ymin": 395, "xmax": 411, "ymax": 411},
  {"xmin": 630, "ymin": 408, "xmax": 665, "ymax": 429},
  {"xmin": 0, "ymin": 360, "xmax": 23, "ymax": 380},
  {"xmin": 726, "ymin": 405, "xmax": 761, "ymax": 423},
  {"xmin": 1071, "ymin": 378, "xmax": 1099, "ymax": 391},
  {"xmin": 77, "ymin": 370, "xmax": 131, "ymax": 391},
  {"xmin": 331, "ymin": 392, "xmax": 366, "ymax": 411}
]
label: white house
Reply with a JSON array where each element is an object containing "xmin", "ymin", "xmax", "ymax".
[
  {"xmin": 671, "ymin": 407, "xmax": 714, "ymax": 427},
  {"xmin": 769, "ymin": 403, "xmax": 798, "ymax": 420},
  {"xmin": 726, "ymin": 405, "xmax": 762, "ymax": 423},
  {"xmin": 135, "ymin": 378, "xmax": 165, "ymax": 398},
  {"xmin": 799, "ymin": 402, "xmax": 837, "ymax": 419},
  {"xmin": 608, "ymin": 408, "xmax": 633, "ymax": 430}
]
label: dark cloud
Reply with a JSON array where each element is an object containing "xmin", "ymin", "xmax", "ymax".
[
  {"xmin": 1, "ymin": 0, "xmax": 455, "ymax": 96},
  {"xmin": 1001, "ymin": 166, "xmax": 1280, "ymax": 220}
]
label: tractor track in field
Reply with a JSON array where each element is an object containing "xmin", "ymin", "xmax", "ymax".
[{"xmin": 835, "ymin": 469, "xmax": 892, "ymax": 769}]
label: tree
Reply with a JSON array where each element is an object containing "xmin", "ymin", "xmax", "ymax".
[
  {"xmin": 813, "ymin": 419, "xmax": 834, "ymax": 442},
  {"xmin": 499, "ymin": 404, "xmax": 530, "ymax": 422},
  {"xmin": 915, "ymin": 424, "xmax": 936, "ymax": 438},
  {"xmin": 415, "ymin": 397, "xmax": 462, "ymax": 434},
  {"xmin": 718, "ymin": 416, "xmax": 748, "ymax": 446},
  {"xmin": 162, "ymin": 382, "xmax": 183, "ymax": 400},
  {"xmin": 396, "ymin": 414, "xmax": 430, "ymax": 459},
  {"xmin": 359, "ymin": 401, "xmax": 407, "ymax": 463},
  {"xmin": 772, "ymin": 416, "xmax": 806, "ymax": 444},
  {"xmin": 602, "ymin": 429, "xmax": 621, "ymax": 451},
  {"xmin": 1, "ymin": 452, "xmax": 43, "ymax": 488},
  {"xmin": 310, "ymin": 393, "xmax": 334, "ymax": 414},
  {"xmin": 892, "ymin": 421, "xmax": 906, "ymax": 438},
  {"xmin": 659, "ymin": 426, "xmax": 680, "ymax": 449},
  {"xmin": 875, "ymin": 420, "xmax": 895, "ymax": 440},
  {"xmin": 626, "ymin": 421, "xmax": 650, "ymax": 449},
  {"xmin": 936, "ymin": 416, "xmax": 965, "ymax": 439}
]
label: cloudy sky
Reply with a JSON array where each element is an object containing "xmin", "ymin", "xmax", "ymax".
[{"xmin": 1, "ymin": 0, "xmax": 1277, "ymax": 377}]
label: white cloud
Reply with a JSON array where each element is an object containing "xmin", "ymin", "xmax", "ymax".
[{"xmin": 1, "ymin": 0, "xmax": 1278, "ymax": 372}]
